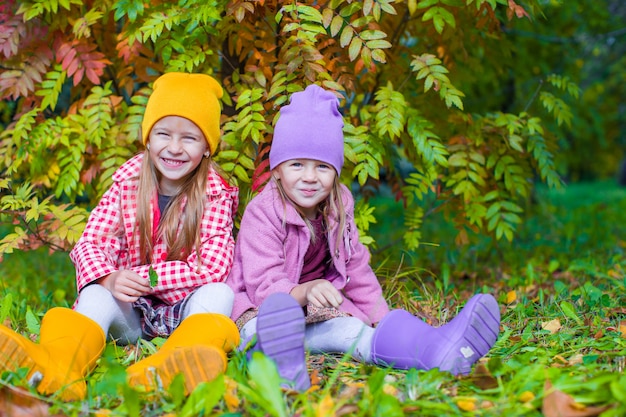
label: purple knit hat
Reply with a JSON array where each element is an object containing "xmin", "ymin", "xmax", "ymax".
[{"xmin": 269, "ymin": 84, "xmax": 344, "ymax": 174}]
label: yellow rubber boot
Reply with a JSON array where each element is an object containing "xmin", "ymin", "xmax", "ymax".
[
  {"xmin": 0, "ymin": 307, "xmax": 106, "ymax": 401},
  {"xmin": 127, "ymin": 313, "xmax": 239, "ymax": 395}
]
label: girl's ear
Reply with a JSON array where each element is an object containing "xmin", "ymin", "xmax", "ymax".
[{"xmin": 146, "ymin": 143, "xmax": 150, "ymax": 150}]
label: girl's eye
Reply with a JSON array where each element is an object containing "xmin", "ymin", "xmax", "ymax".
[
  {"xmin": 290, "ymin": 162, "xmax": 303, "ymax": 167},
  {"xmin": 318, "ymin": 164, "xmax": 330, "ymax": 170}
]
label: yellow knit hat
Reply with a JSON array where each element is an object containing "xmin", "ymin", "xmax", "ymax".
[{"xmin": 141, "ymin": 72, "xmax": 224, "ymax": 154}]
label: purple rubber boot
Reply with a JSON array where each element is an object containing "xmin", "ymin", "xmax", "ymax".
[
  {"xmin": 371, "ymin": 293, "xmax": 500, "ymax": 375},
  {"xmin": 255, "ymin": 293, "xmax": 311, "ymax": 391}
]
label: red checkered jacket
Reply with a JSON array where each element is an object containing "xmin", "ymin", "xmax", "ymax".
[{"xmin": 70, "ymin": 154, "xmax": 238, "ymax": 305}]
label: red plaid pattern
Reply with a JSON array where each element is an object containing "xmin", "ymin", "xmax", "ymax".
[{"xmin": 70, "ymin": 154, "xmax": 238, "ymax": 305}]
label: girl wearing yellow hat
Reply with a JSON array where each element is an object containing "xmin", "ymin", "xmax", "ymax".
[{"xmin": 0, "ymin": 72, "xmax": 240, "ymax": 400}]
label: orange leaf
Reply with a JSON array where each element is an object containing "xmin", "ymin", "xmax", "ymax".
[
  {"xmin": 506, "ymin": 290, "xmax": 517, "ymax": 304},
  {"xmin": 310, "ymin": 368, "xmax": 322, "ymax": 387},
  {"xmin": 223, "ymin": 376, "xmax": 240, "ymax": 411},
  {"xmin": 316, "ymin": 394, "xmax": 335, "ymax": 417},
  {"xmin": 0, "ymin": 385, "xmax": 52, "ymax": 417},
  {"xmin": 542, "ymin": 380, "xmax": 611, "ymax": 417},
  {"xmin": 456, "ymin": 399, "xmax": 476, "ymax": 412}
]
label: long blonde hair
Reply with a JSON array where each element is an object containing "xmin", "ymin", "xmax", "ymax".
[
  {"xmin": 274, "ymin": 177, "xmax": 346, "ymax": 253},
  {"xmin": 135, "ymin": 150, "xmax": 213, "ymax": 264}
]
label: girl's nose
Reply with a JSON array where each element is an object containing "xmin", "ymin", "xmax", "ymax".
[
  {"xmin": 302, "ymin": 166, "xmax": 317, "ymax": 181},
  {"xmin": 167, "ymin": 138, "xmax": 183, "ymax": 153}
]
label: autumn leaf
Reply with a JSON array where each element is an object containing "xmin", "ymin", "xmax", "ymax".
[
  {"xmin": 519, "ymin": 391, "xmax": 535, "ymax": 403},
  {"xmin": 542, "ymin": 318, "xmax": 562, "ymax": 334},
  {"xmin": 471, "ymin": 362, "xmax": 499, "ymax": 390},
  {"xmin": 506, "ymin": 290, "xmax": 517, "ymax": 304},
  {"xmin": 0, "ymin": 385, "xmax": 52, "ymax": 417},
  {"xmin": 223, "ymin": 376, "xmax": 240, "ymax": 411},
  {"xmin": 456, "ymin": 398, "xmax": 477, "ymax": 412},
  {"xmin": 542, "ymin": 380, "xmax": 612, "ymax": 417}
]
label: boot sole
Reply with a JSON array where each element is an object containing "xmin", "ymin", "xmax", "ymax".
[
  {"xmin": 437, "ymin": 294, "xmax": 501, "ymax": 375},
  {"xmin": 0, "ymin": 335, "xmax": 42, "ymax": 387},
  {"xmin": 256, "ymin": 293, "xmax": 310, "ymax": 391},
  {"xmin": 128, "ymin": 345, "xmax": 225, "ymax": 394}
]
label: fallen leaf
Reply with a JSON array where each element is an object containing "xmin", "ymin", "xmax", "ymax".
[
  {"xmin": 457, "ymin": 398, "xmax": 476, "ymax": 411},
  {"xmin": 542, "ymin": 319, "xmax": 562, "ymax": 334},
  {"xmin": 519, "ymin": 391, "xmax": 535, "ymax": 403},
  {"xmin": 480, "ymin": 400, "xmax": 494, "ymax": 409},
  {"xmin": 507, "ymin": 290, "xmax": 517, "ymax": 304},
  {"xmin": 471, "ymin": 362, "xmax": 498, "ymax": 390},
  {"xmin": 336, "ymin": 404, "xmax": 360, "ymax": 416},
  {"xmin": 383, "ymin": 383, "xmax": 399, "ymax": 396},
  {"xmin": 619, "ymin": 323, "xmax": 626, "ymax": 338},
  {"xmin": 542, "ymin": 380, "xmax": 612, "ymax": 417},
  {"xmin": 316, "ymin": 394, "xmax": 335, "ymax": 417},
  {"xmin": 0, "ymin": 385, "xmax": 52, "ymax": 417},
  {"xmin": 568, "ymin": 354, "xmax": 583, "ymax": 365},
  {"xmin": 223, "ymin": 375, "xmax": 240, "ymax": 411},
  {"xmin": 310, "ymin": 369, "xmax": 322, "ymax": 386},
  {"xmin": 554, "ymin": 355, "xmax": 568, "ymax": 364}
]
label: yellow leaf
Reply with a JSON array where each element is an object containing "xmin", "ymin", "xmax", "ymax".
[
  {"xmin": 620, "ymin": 323, "xmax": 626, "ymax": 338},
  {"xmin": 383, "ymin": 383, "xmax": 398, "ymax": 396},
  {"xmin": 506, "ymin": 290, "xmax": 517, "ymax": 304},
  {"xmin": 457, "ymin": 399, "xmax": 476, "ymax": 411},
  {"xmin": 223, "ymin": 376, "xmax": 240, "ymax": 411},
  {"xmin": 519, "ymin": 391, "xmax": 535, "ymax": 403},
  {"xmin": 541, "ymin": 318, "xmax": 561, "ymax": 334},
  {"xmin": 316, "ymin": 394, "xmax": 335, "ymax": 417}
]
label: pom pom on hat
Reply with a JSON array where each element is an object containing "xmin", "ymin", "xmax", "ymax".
[
  {"xmin": 270, "ymin": 84, "xmax": 345, "ymax": 174},
  {"xmin": 142, "ymin": 72, "xmax": 223, "ymax": 154}
]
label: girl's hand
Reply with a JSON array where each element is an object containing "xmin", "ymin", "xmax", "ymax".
[
  {"xmin": 98, "ymin": 270, "xmax": 152, "ymax": 303},
  {"xmin": 290, "ymin": 280, "xmax": 343, "ymax": 308}
]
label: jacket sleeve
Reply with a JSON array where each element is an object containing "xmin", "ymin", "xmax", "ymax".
[
  {"xmin": 234, "ymin": 199, "xmax": 300, "ymax": 306},
  {"xmin": 340, "ymin": 194, "xmax": 390, "ymax": 325},
  {"xmin": 70, "ymin": 183, "xmax": 126, "ymax": 293},
  {"xmin": 129, "ymin": 189, "xmax": 237, "ymax": 302}
]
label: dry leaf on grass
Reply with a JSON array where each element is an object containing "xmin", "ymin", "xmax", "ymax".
[
  {"xmin": 542, "ymin": 319, "xmax": 562, "ymax": 334},
  {"xmin": 506, "ymin": 290, "xmax": 517, "ymax": 304},
  {"xmin": 470, "ymin": 362, "xmax": 498, "ymax": 390},
  {"xmin": 0, "ymin": 385, "xmax": 54, "ymax": 417},
  {"xmin": 542, "ymin": 380, "xmax": 612, "ymax": 417}
]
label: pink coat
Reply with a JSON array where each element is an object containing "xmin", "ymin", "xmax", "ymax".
[
  {"xmin": 71, "ymin": 154, "xmax": 239, "ymax": 305},
  {"xmin": 228, "ymin": 180, "xmax": 390, "ymax": 326}
]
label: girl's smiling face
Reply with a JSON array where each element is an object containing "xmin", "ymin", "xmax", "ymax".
[
  {"xmin": 273, "ymin": 159, "xmax": 336, "ymax": 219},
  {"xmin": 147, "ymin": 116, "xmax": 208, "ymax": 195}
]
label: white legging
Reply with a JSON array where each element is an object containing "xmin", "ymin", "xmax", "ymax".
[
  {"xmin": 241, "ymin": 316, "xmax": 376, "ymax": 363},
  {"xmin": 74, "ymin": 282, "xmax": 234, "ymax": 344}
]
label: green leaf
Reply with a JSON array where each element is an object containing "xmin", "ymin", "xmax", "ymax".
[
  {"xmin": 0, "ymin": 293, "xmax": 13, "ymax": 324},
  {"xmin": 25, "ymin": 307, "xmax": 40, "ymax": 334},
  {"xmin": 559, "ymin": 301, "xmax": 583, "ymax": 325},
  {"xmin": 180, "ymin": 376, "xmax": 226, "ymax": 417},
  {"xmin": 149, "ymin": 266, "xmax": 159, "ymax": 287}
]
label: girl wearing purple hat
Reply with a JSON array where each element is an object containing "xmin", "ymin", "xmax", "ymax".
[{"xmin": 227, "ymin": 84, "xmax": 501, "ymax": 391}]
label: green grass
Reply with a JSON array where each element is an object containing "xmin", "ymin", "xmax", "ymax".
[{"xmin": 1, "ymin": 180, "xmax": 626, "ymax": 416}]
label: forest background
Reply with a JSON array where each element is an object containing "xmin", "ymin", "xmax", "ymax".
[{"xmin": 0, "ymin": 0, "xmax": 625, "ymax": 416}]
